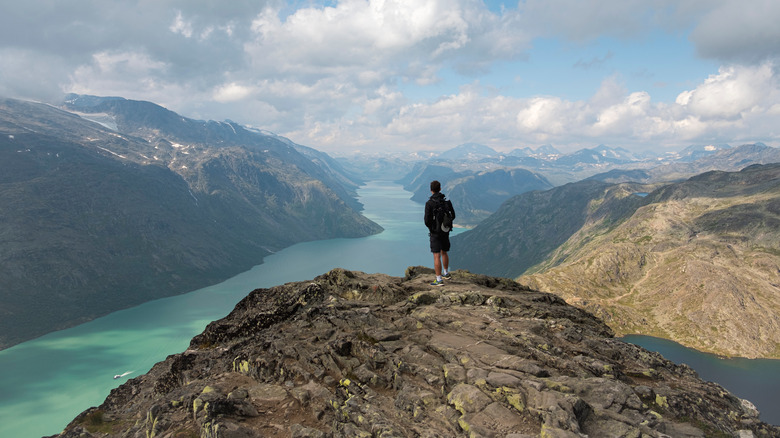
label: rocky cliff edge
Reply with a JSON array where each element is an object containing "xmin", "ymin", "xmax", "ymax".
[{"xmin": 51, "ymin": 268, "xmax": 778, "ymax": 438}]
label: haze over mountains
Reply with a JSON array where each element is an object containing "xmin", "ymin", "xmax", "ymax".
[
  {"xmin": 390, "ymin": 137, "xmax": 780, "ymax": 229},
  {"xmin": 0, "ymin": 95, "xmax": 382, "ymax": 349}
]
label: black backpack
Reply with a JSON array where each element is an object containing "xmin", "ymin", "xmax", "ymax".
[{"xmin": 433, "ymin": 198, "xmax": 454, "ymax": 233}]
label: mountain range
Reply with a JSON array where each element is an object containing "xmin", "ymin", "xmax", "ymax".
[
  {"xmin": 383, "ymin": 141, "xmax": 780, "ymax": 228},
  {"xmin": 0, "ymin": 96, "xmax": 382, "ymax": 349},
  {"xmin": 455, "ymin": 163, "xmax": 780, "ymax": 359},
  {"xmin": 397, "ymin": 164, "xmax": 554, "ymax": 226}
]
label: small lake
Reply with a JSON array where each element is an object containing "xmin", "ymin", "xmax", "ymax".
[{"xmin": 0, "ymin": 181, "xmax": 777, "ymax": 437}]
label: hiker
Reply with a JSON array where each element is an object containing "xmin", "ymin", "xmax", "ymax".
[{"xmin": 424, "ymin": 180, "xmax": 456, "ymax": 286}]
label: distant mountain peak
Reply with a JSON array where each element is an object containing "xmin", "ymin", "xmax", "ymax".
[{"xmin": 438, "ymin": 143, "xmax": 497, "ymax": 160}]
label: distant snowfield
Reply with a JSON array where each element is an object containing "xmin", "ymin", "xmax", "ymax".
[
  {"xmin": 68, "ymin": 111, "xmax": 118, "ymax": 131},
  {"xmin": 95, "ymin": 145, "xmax": 125, "ymax": 159}
]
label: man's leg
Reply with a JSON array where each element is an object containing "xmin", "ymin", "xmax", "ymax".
[
  {"xmin": 441, "ymin": 251, "xmax": 449, "ymax": 274},
  {"xmin": 433, "ymin": 251, "xmax": 442, "ymax": 276}
]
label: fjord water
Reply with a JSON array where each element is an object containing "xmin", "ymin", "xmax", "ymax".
[
  {"xmin": 0, "ymin": 180, "xmax": 461, "ymax": 437},
  {"xmin": 0, "ymin": 181, "xmax": 777, "ymax": 437}
]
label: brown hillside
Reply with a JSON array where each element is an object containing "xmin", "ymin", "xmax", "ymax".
[{"xmin": 520, "ymin": 165, "xmax": 780, "ymax": 359}]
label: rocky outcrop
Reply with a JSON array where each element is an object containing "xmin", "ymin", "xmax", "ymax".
[{"xmin": 51, "ymin": 268, "xmax": 777, "ymax": 438}]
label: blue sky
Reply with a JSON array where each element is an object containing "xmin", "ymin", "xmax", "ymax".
[
  {"xmin": 406, "ymin": 32, "xmax": 719, "ymax": 104},
  {"xmin": 1, "ymin": 0, "xmax": 779, "ymax": 155}
]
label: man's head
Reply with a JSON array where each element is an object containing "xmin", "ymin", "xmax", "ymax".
[{"xmin": 430, "ymin": 180, "xmax": 441, "ymax": 193}]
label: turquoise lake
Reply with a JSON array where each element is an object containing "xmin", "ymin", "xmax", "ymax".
[{"xmin": 0, "ymin": 181, "xmax": 777, "ymax": 437}]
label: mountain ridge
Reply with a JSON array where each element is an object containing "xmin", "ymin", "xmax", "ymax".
[
  {"xmin": 0, "ymin": 96, "xmax": 382, "ymax": 349},
  {"xmin": 50, "ymin": 268, "xmax": 778, "ymax": 437}
]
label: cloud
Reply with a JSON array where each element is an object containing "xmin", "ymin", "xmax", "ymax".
[
  {"xmin": 170, "ymin": 11, "xmax": 194, "ymax": 38},
  {"xmin": 573, "ymin": 51, "xmax": 614, "ymax": 70},
  {"xmin": 1, "ymin": 0, "xmax": 779, "ymax": 155},
  {"xmin": 309, "ymin": 61, "xmax": 780, "ymax": 153},
  {"xmin": 213, "ymin": 83, "xmax": 255, "ymax": 103},
  {"xmin": 690, "ymin": 0, "xmax": 780, "ymax": 63},
  {"xmin": 676, "ymin": 63, "xmax": 778, "ymax": 119},
  {"xmin": 0, "ymin": 48, "xmax": 70, "ymax": 101}
]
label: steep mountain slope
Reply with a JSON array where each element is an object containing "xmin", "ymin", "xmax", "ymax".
[
  {"xmin": 400, "ymin": 165, "xmax": 553, "ymax": 226},
  {"xmin": 520, "ymin": 164, "xmax": 780, "ymax": 359},
  {"xmin": 0, "ymin": 97, "xmax": 382, "ymax": 349},
  {"xmin": 52, "ymin": 268, "xmax": 776, "ymax": 437},
  {"xmin": 62, "ymin": 94, "xmax": 366, "ymax": 213},
  {"xmin": 456, "ymin": 163, "xmax": 780, "ymax": 358},
  {"xmin": 398, "ymin": 163, "xmax": 468, "ymax": 204},
  {"xmin": 453, "ymin": 179, "xmax": 652, "ymax": 277},
  {"xmin": 445, "ymin": 168, "xmax": 554, "ymax": 226}
]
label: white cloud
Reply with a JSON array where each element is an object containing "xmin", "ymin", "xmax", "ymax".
[
  {"xmin": 675, "ymin": 63, "xmax": 778, "ymax": 120},
  {"xmin": 245, "ymin": 0, "xmax": 479, "ymax": 76},
  {"xmin": 592, "ymin": 91, "xmax": 651, "ymax": 136},
  {"xmin": 67, "ymin": 50, "xmax": 170, "ymax": 98},
  {"xmin": 517, "ymin": 97, "xmax": 586, "ymax": 137},
  {"xmin": 2, "ymin": 0, "xmax": 780, "ymax": 155},
  {"xmin": 307, "ymin": 61, "xmax": 780, "ymax": 153},
  {"xmin": 170, "ymin": 11, "xmax": 194, "ymax": 38},
  {"xmin": 213, "ymin": 82, "xmax": 254, "ymax": 102}
]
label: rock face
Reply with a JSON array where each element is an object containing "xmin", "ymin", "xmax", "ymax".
[{"xmin": 52, "ymin": 268, "xmax": 777, "ymax": 438}]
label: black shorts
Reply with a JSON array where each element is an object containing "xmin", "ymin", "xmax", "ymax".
[{"xmin": 430, "ymin": 232, "xmax": 451, "ymax": 253}]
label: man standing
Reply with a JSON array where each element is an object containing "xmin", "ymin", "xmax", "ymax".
[{"xmin": 424, "ymin": 180, "xmax": 456, "ymax": 286}]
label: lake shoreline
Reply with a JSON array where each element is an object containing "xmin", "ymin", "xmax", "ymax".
[{"xmin": 621, "ymin": 334, "xmax": 780, "ymax": 426}]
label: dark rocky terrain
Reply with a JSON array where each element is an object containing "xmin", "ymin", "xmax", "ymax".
[{"xmin": 52, "ymin": 268, "xmax": 777, "ymax": 437}]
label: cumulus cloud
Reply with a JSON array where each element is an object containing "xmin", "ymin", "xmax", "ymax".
[
  {"xmin": 326, "ymin": 61, "xmax": 780, "ymax": 153},
  {"xmin": 676, "ymin": 63, "xmax": 778, "ymax": 119},
  {"xmin": 213, "ymin": 82, "xmax": 255, "ymax": 103},
  {"xmin": 1, "ymin": 0, "xmax": 779, "ymax": 154}
]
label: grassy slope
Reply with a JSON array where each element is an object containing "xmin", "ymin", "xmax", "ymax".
[{"xmin": 519, "ymin": 165, "xmax": 780, "ymax": 358}]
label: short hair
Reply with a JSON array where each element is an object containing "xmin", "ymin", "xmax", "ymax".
[{"xmin": 430, "ymin": 180, "xmax": 441, "ymax": 193}]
